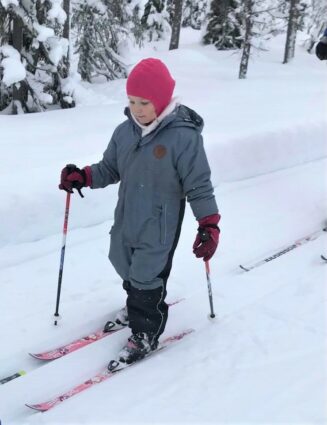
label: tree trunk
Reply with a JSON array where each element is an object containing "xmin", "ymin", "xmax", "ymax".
[
  {"xmin": 169, "ymin": 0, "xmax": 183, "ymax": 50},
  {"xmin": 239, "ymin": 0, "xmax": 252, "ymax": 79},
  {"xmin": 283, "ymin": 0, "xmax": 298, "ymax": 64},
  {"xmin": 62, "ymin": 0, "xmax": 70, "ymax": 78},
  {"xmin": 60, "ymin": 0, "xmax": 75, "ymax": 108},
  {"xmin": 12, "ymin": 16, "xmax": 27, "ymax": 113}
]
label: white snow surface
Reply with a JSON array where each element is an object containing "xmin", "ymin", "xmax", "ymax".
[{"xmin": 0, "ymin": 30, "xmax": 327, "ymax": 424}]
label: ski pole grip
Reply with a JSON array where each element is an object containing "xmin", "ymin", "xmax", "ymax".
[{"xmin": 65, "ymin": 164, "xmax": 85, "ymax": 198}]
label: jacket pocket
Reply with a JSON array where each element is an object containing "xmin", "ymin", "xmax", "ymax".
[{"xmin": 159, "ymin": 204, "xmax": 167, "ymax": 245}]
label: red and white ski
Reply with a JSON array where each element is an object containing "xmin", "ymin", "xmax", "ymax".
[
  {"xmin": 29, "ymin": 329, "xmax": 114, "ymax": 361},
  {"xmin": 29, "ymin": 299, "xmax": 184, "ymax": 361},
  {"xmin": 26, "ymin": 328, "xmax": 194, "ymax": 412}
]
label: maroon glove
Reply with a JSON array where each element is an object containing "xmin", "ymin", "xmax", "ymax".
[
  {"xmin": 193, "ymin": 213, "xmax": 220, "ymax": 261},
  {"xmin": 59, "ymin": 164, "xmax": 92, "ymax": 196}
]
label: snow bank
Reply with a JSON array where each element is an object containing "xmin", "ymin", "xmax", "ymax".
[
  {"xmin": 0, "ymin": 115, "xmax": 325, "ymax": 254},
  {"xmin": 209, "ymin": 120, "xmax": 327, "ymax": 182}
]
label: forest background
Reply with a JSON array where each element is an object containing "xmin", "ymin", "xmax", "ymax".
[{"xmin": 0, "ymin": 0, "xmax": 326, "ymax": 114}]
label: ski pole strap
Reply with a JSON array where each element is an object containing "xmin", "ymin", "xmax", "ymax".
[{"xmin": 77, "ymin": 188, "xmax": 84, "ymax": 198}]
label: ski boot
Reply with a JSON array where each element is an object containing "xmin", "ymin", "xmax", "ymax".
[
  {"xmin": 103, "ymin": 306, "xmax": 129, "ymax": 333},
  {"xmin": 108, "ymin": 332, "xmax": 158, "ymax": 371}
]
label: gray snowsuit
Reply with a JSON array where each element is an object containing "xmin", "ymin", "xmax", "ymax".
[{"xmin": 90, "ymin": 104, "xmax": 218, "ymax": 338}]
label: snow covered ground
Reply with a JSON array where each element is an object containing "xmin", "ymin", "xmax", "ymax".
[{"xmin": 0, "ymin": 30, "xmax": 327, "ymax": 424}]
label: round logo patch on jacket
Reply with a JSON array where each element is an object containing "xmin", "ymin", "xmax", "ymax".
[{"xmin": 153, "ymin": 145, "xmax": 167, "ymax": 159}]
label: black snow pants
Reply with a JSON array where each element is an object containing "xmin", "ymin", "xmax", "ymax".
[{"xmin": 124, "ymin": 199, "xmax": 185, "ymax": 341}]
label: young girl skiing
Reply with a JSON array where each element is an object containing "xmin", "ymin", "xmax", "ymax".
[{"xmin": 59, "ymin": 58, "xmax": 220, "ymax": 368}]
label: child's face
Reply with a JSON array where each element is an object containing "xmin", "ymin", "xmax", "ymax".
[{"xmin": 128, "ymin": 96, "xmax": 157, "ymax": 125}]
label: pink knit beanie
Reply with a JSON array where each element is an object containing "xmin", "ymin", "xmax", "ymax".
[{"xmin": 126, "ymin": 58, "xmax": 175, "ymax": 116}]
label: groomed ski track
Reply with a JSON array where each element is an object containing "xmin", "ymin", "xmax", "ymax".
[{"xmin": 0, "ymin": 157, "xmax": 326, "ymax": 423}]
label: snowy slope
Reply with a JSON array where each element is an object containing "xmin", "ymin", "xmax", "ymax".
[{"xmin": 0, "ymin": 30, "xmax": 326, "ymax": 424}]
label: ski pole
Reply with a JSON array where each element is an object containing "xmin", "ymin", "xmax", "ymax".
[
  {"xmin": 54, "ymin": 192, "xmax": 71, "ymax": 326},
  {"xmin": 205, "ymin": 260, "xmax": 216, "ymax": 319}
]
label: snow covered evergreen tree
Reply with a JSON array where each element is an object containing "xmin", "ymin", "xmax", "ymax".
[
  {"xmin": 72, "ymin": 0, "xmax": 128, "ymax": 82},
  {"xmin": 125, "ymin": 0, "xmax": 147, "ymax": 46},
  {"xmin": 182, "ymin": 0, "xmax": 207, "ymax": 30},
  {"xmin": 0, "ymin": 0, "xmax": 72, "ymax": 113},
  {"xmin": 141, "ymin": 0, "xmax": 171, "ymax": 42},
  {"xmin": 203, "ymin": 0, "xmax": 242, "ymax": 50}
]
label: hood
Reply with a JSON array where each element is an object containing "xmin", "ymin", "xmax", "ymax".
[
  {"xmin": 171, "ymin": 105, "xmax": 204, "ymax": 133},
  {"xmin": 124, "ymin": 104, "xmax": 204, "ymax": 146}
]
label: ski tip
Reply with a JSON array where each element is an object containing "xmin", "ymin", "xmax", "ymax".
[
  {"xmin": 29, "ymin": 352, "xmax": 59, "ymax": 361},
  {"xmin": 28, "ymin": 353, "xmax": 45, "ymax": 360},
  {"xmin": 239, "ymin": 265, "xmax": 249, "ymax": 272},
  {"xmin": 19, "ymin": 370, "xmax": 27, "ymax": 376},
  {"xmin": 25, "ymin": 403, "xmax": 48, "ymax": 412}
]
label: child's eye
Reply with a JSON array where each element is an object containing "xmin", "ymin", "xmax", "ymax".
[
  {"xmin": 129, "ymin": 100, "xmax": 135, "ymax": 104},
  {"xmin": 141, "ymin": 101, "xmax": 149, "ymax": 106}
]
